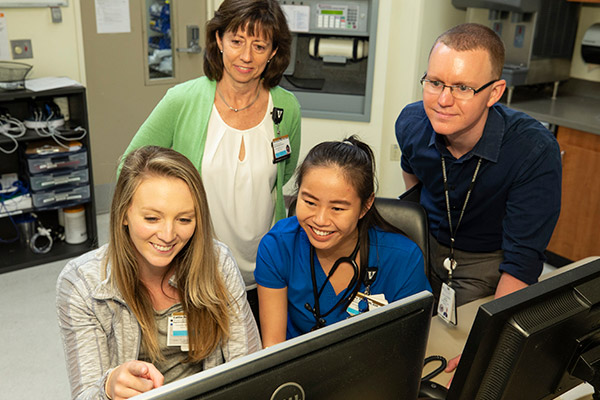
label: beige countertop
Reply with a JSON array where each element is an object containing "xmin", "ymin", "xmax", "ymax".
[{"xmin": 503, "ymin": 79, "xmax": 600, "ymax": 135}]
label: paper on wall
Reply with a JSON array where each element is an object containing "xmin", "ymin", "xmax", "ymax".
[
  {"xmin": 281, "ymin": 5, "xmax": 310, "ymax": 33},
  {"xmin": 0, "ymin": 12, "xmax": 10, "ymax": 61},
  {"xmin": 94, "ymin": 0, "xmax": 131, "ymax": 34}
]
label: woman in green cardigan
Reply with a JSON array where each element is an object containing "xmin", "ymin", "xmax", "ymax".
[{"xmin": 122, "ymin": 0, "xmax": 301, "ymax": 326}]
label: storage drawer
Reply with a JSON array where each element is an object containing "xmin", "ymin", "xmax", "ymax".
[
  {"xmin": 26, "ymin": 149, "xmax": 88, "ymax": 174},
  {"xmin": 32, "ymin": 184, "xmax": 90, "ymax": 208},
  {"xmin": 29, "ymin": 168, "xmax": 89, "ymax": 191}
]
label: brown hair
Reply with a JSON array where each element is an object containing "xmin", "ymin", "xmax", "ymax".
[
  {"xmin": 204, "ymin": 0, "xmax": 292, "ymax": 88},
  {"xmin": 432, "ymin": 23, "xmax": 505, "ymax": 79},
  {"xmin": 106, "ymin": 146, "xmax": 232, "ymax": 363}
]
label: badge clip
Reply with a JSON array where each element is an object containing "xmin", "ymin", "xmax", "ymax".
[{"xmin": 271, "ymin": 107, "xmax": 284, "ymax": 125}]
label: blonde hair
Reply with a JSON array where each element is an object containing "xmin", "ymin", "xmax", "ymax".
[{"xmin": 106, "ymin": 146, "xmax": 231, "ymax": 363}]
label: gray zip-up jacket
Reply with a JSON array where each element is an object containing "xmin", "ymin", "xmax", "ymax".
[{"xmin": 56, "ymin": 242, "xmax": 261, "ymax": 400}]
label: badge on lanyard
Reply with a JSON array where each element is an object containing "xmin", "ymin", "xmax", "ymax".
[
  {"xmin": 271, "ymin": 107, "xmax": 290, "ymax": 164},
  {"xmin": 437, "ymin": 282, "xmax": 457, "ymax": 325},
  {"xmin": 167, "ymin": 312, "xmax": 189, "ymax": 352},
  {"xmin": 272, "ymin": 135, "xmax": 291, "ymax": 163},
  {"xmin": 347, "ymin": 292, "xmax": 388, "ymax": 316}
]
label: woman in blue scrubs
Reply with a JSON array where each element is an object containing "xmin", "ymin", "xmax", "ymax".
[{"xmin": 255, "ymin": 136, "xmax": 431, "ymax": 347}]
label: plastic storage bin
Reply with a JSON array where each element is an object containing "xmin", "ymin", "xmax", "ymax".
[
  {"xmin": 31, "ymin": 184, "xmax": 90, "ymax": 208},
  {"xmin": 26, "ymin": 149, "xmax": 88, "ymax": 174},
  {"xmin": 29, "ymin": 168, "xmax": 89, "ymax": 191}
]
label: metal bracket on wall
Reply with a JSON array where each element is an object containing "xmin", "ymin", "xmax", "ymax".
[{"xmin": 50, "ymin": 6, "xmax": 62, "ymax": 23}]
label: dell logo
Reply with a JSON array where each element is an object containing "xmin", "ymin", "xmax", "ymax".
[{"xmin": 270, "ymin": 382, "xmax": 305, "ymax": 400}]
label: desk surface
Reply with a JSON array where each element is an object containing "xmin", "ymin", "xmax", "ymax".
[{"xmin": 424, "ymin": 257, "xmax": 600, "ymax": 399}]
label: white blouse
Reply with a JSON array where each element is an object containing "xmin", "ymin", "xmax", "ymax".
[{"xmin": 201, "ymin": 94, "xmax": 277, "ymax": 288}]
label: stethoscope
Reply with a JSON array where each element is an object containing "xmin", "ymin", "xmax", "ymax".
[{"xmin": 304, "ymin": 240, "xmax": 362, "ymax": 331}]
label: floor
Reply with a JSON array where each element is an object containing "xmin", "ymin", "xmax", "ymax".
[
  {"xmin": 0, "ymin": 212, "xmax": 573, "ymax": 399},
  {"xmin": 0, "ymin": 212, "xmax": 109, "ymax": 400}
]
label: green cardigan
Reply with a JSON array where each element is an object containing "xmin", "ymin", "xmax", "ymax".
[{"xmin": 122, "ymin": 77, "xmax": 301, "ymax": 221}]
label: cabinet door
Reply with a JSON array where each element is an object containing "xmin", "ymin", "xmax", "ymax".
[
  {"xmin": 547, "ymin": 127, "xmax": 600, "ymax": 260},
  {"xmin": 79, "ymin": 1, "xmax": 207, "ymax": 187}
]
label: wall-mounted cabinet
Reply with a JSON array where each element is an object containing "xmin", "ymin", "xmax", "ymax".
[{"xmin": 0, "ymin": 86, "xmax": 98, "ymax": 274}]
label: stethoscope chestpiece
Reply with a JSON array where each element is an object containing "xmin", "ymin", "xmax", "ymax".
[
  {"xmin": 305, "ymin": 302, "xmax": 326, "ymax": 331},
  {"xmin": 304, "ymin": 302, "xmax": 315, "ymax": 314}
]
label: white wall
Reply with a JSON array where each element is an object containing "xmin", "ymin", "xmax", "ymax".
[{"xmin": 0, "ymin": 1, "xmax": 84, "ymax": 82}]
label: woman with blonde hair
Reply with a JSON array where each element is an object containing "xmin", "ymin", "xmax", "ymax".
[{"xmin": 56, "ymin": 146, "xmax": 260, "ymax": 400}]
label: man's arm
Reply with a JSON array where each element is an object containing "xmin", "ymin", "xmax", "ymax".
[
  {"xmin": 494, "ymin": 272, "xmax": 528, "ymax": 299},
  {"xmin": 402, "ymin": 171, "xmax": 420, "ymax": 191}
]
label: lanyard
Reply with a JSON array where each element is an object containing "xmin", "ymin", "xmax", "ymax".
[
  {"xmin": 441, "ymin": 156, "xmax": 483, "ymax": 281},
  {"xmin": 305, "ymin": 240, "xmax": 360, "ymax": 331}
]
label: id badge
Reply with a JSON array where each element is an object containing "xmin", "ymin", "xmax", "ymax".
[
  {"xmin": 271, "ymin": 135, "xmax": 291, "ymax": 164},
  {"xmin": 347, "ymin": 292, "xmax": 388, "ymax": 316},
  {"xmin": 437, "ymin": 282, "xmax": 457, "ymax": 325},
  {"xmin": 167, "ymin": 312, "xmax": 189, "ymax": 351}
]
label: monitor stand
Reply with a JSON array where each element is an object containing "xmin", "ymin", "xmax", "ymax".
[{"xmin": 572, "ymin": 344, "xmax": 600, "ymax": 400}]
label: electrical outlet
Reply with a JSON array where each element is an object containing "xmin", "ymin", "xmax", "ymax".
[
  {"xmin": 11, "ymin": 39, "xmax": 33, "ymax": 59},
  {"xmin": 390, "ymin": 144, "xmax": 401, "ymax": 162}
]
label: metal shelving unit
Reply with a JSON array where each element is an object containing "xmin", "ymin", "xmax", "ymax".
[{"xmin": 0, "ymin": 86, "xmax": 98, "ymax": 274}]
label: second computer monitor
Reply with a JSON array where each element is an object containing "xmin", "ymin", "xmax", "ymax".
[{"xmin": 447, "ymin": 258, "xmax": 600, "ymax": 400}]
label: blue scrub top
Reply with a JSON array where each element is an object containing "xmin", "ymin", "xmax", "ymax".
[{"xmin": 255, "ymin": 217, "xmax": 431, "ymax": 339}]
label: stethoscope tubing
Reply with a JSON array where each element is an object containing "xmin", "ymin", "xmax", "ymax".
[{"xmin": 307, "ymin": 240, "xmax": 360, "ymax": 328}]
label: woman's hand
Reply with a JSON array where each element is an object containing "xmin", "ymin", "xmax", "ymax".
[{"xmin": 106, "ymin": 360, "xmax": 164, "ymax": 399}]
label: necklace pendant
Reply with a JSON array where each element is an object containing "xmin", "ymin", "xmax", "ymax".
[{"xmin": 443, "ymin": 257, "xmax": 457, "ymax": 272}]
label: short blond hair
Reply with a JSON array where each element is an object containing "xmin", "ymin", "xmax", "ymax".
[{"xmin": 432, "ymin": 23, "xmax": 505, "ymax": 79}]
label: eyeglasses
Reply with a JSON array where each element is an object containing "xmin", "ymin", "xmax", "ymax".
[{"xmin": 420, "ymin": 74, "xmax": 498, "ymax": 100}]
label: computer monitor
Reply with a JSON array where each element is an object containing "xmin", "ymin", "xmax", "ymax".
[
  {"xmin": 447, "ymin": 258, "xmax": 600, "ymax": 400},
  {"xmin": 134, "ymin": 291, "xmax": 434, "ymax": 400}
]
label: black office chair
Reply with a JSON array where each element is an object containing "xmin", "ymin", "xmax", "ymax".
[
  {"xmin": 374, "ymin": 197, "xmax": 429, "ymax": 279},
  {"xmin": 287, "ymin": 195, "xmax": 429, "ymax": 279}
]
